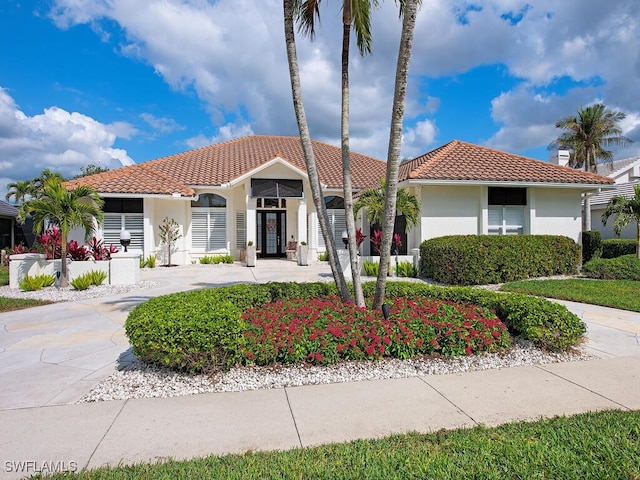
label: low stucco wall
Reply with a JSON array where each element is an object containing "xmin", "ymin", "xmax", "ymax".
[{"xmin": 9, "ymin": 251, "xmax": 141, "ymax": 289}]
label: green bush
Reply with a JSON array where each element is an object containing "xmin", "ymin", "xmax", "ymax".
[
  {"xmin": 581, "ymin": 255, "xmax": 640, "ymax": 280},
  {"xmin": 362, "ymin": 282, "xmax": 585, "ymax": 350},
  {"xmin": 397, "ymin": 261, "xmax": 417, "ymax": 278},
  {"xmin": 318, "ymin": 252, "xmax": 329, "ymax": 261},
  {"xmin": 19, "ymin": 274, "xmax": 56, "ymax": 291},
  {"xmin": 70, "ymin": 274, "xmax": 93, "ymax": 291},
  {"xmin": 581, "ymin": 230, "xmax": 602, "ymax": 263},
  {"xmin": 420, "ymin": 235, "xmax": 581, "ymax": 286},
  {"xmin": 200, "ymin": 254, "xmax": 234, "ymax": 264},
  {"xmin": 601, "ymin": 239, "xmax": 637, "ymax": 258},
  {"xmin": 126, "ymin": 292, "xmax": 247, "ymax": 373},
  {"xmin": 362, "ymin": 260, "xmax": 379, "ymax": 276},
  {"xmin": 125, "ymin": 281, "xmax": 585, "ymax": 372},
  {"xmin": 199, "ymin": 255, "xmax": 215, "ymax": 264}
]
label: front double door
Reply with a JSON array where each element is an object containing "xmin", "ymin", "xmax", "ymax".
[{"xmin": 257, "ymin": 210, "xmax": 286, "ymax": 258}]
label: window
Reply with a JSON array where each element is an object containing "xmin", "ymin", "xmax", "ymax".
[
  {"xmin": 191, "ymin": 194, "xmax": 227, "ymax": 251},
  {"xmin": 317, "ymin": 196, "xmax": 346, "ymax": 250},
  {"xmin": 103, "ymin": 213, "xmax": 144, "ymax": 250},
  {"xmin": 488, "ymin": 187, "xmax": 526, "ymax": 235},
  {"xmin": 102, "ymin": 198, "xmax": 144, "ymax": 250},
  {"xmin": 236, "ymin": 211, "xmax": 246, "ymax": 249},
  {"xmin": 251, "ymin": 179, "xmax": 303, "ymax": 198}
]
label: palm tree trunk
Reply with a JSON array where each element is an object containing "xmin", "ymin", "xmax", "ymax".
[
  {"xmin": 636, "ymin": 222, "xmax": 640, "ymax": 259},
  {"xmin": 341, "ymin": 19, "xmax": 365, "ymax": 307},
  {"xmin": 60, "ymin": 230, "xmax": 68, "ymax": 288},
  {"xmin": 373, "ymin": 0, "xmax": 419, "ymax": 309},
  {"xmin": 284, "ymin": 0, "xmax": 351, "ymax": 302}
]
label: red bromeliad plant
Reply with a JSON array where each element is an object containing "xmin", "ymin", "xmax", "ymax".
[
  {"xmin": 240, "ymin": 296, "xmax": 511, "ymax": 366},
  {"xmin": 88, "ymin": 236, "xmax": 119, "ymax": 260},
  {"xmin": 38, "ymin": 227, "xmax": 63, "ymax": 260},
  {"xmin": 370, "ymin": 229, "xmax": 382, "ymax": 255},
  {"xmin": 355, "ymin": 228, "xmax": 367, "ymax": 250},
  {"xmin": 66, "ymin": 240, "xmax": 89, "ymax": 261}
]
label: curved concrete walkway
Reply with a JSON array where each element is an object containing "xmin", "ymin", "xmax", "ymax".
[{"xmin": 0, "ymin": 262, "xmax": 639, "ymax": 478}]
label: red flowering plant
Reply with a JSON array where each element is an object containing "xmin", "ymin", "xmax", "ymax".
[
  {"xmin": 240, "ymin": 296, "xmax": 511, "ymax": 366},
  {"xmin": 393, "ymin": 233, "xmax": 402, "ymax": 253},
  {"xmin": 370, "ymin": 229, "xmax": 382, "ymax": 255},
  {"xmin": 38, "ymin": 227, "xmax": 63, "ymax": 260},
  {"xmin": 88, "ymin": 236, "xmax": 119, "ymax": 260},
  {"xmin": 355, "ymin": 228, "xmax": 367, "ymax": 250},
  {"xmin": 66, "ymin": 240, "xmax": 89, "ymax": 261}
]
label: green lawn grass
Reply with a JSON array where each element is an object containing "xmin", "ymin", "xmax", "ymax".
[
  {"xmin": 0, "ymin": 265, "xmax": 52, "ymax": 312},
  {"xmin": 33, "ymin": 410, "xmax": 640, "ymax": 479},
  {"xmin": 501, "ymin": 278, "xmax": 640, "ymax": 312}
]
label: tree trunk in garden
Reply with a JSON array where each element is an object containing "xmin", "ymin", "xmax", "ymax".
[
  {"xmin": 341, "ymin": 13, "xmax": 365, "ymax": 307},
  {"xmin": 284, "ymin": 0, "xmax": 351, "ymax": 302},
  {"xmin": 373, "ymin": 0, "xmax": 419, "ymax": 309}
]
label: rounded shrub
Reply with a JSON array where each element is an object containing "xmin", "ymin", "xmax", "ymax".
[
  {"xmin": 601, "ymin": 239, "xmax": 637, "ymax": 259},
  {"xmin": 581, "ymin": 254, "xmax": 640, "ymax": 280},
  {"xmin": 420, "ymin": 235, "xmax": 580, "ymax": 286},
  {"xmin": 126, "ymin": 292, "xmax": 246, "ymax": 373}
]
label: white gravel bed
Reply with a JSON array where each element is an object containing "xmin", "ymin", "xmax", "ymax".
[
  {"xmin": 78, "ymin": 339, "xmax": 594, "ymax": 403},
  {"xmin": 0, "ymin": 281, "xmax": 159, "ymax": 303}
]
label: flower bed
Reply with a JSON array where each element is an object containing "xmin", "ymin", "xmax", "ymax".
[{"xmin": 241, "ymin": 296, "xmax": 511, "ymax": 365}]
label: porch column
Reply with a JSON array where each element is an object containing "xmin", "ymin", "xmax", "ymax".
[
  {"xmin": 297, "ymin": 198, "xmax": 307, "ymax": 244},
  {"xmin": 246, "ymin": 195, "xmax": 257, "ymax": 246}
]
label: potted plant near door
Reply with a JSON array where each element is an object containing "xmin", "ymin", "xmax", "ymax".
[
  {"xmin": 246, "ymin": 241, "xmax": 256, "ymax": 267},
  {"xmin": 297, "ymin": 241, "xmax": 308, "ymax": 266}
]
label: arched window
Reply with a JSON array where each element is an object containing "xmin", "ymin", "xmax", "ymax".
[{"xmin": 191, "ymin": 194, "xmax": 227, "ymax": 251}]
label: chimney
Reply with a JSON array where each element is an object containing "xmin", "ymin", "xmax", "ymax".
[{"xmin": 549, "ymin": 150, "xmax": 570, "ymax": 167}]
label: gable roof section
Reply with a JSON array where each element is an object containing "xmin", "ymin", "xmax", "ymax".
[
  {"xmin": 400, "ymin": 140, "xmax": 614, "ymax": 186},
  {"xmin": 590, "ymin": 179, "xmax": 640, "ymax": 207},
  {"xmin": 0, "ymin": 200, "xmax": 18, "ymax": 218},
  {"xmin": 67, "ymin": 135, "xmax": 388, "ymax": 196},
  {"xmin": 597, "ymin": 155, "xmax": 640, "ymax": 178}
]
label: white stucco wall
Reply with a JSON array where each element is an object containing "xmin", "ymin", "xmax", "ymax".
[
  {"xmin": 420, "ymin": 185, "xmax": 482, "ymax": 240},
  {"xmin": 529, "ymin": 188, "xmax": 582, "ymax": 242},
  {"xmin": 590, "ymin": 205, "xmax": 637, "ymax": 239},
  {"xmin": 150, "ymin": 197, "xmax": 190, "ymax": 265}
]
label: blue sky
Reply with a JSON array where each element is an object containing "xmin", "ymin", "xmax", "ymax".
[{"xmin": 1, "ymin": 0, "xmax": 639, "ymax": 199}]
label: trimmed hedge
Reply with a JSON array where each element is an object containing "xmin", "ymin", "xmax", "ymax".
[
  {"xmin": 125, "ymin": 281, "xmax": 586, "ymax": 373},
  {"xmin": 601, "ymin": 239, "xmax": 637, "ymax": 259},
  {"xmin": 581, "ymin": 255, "xmax": 640, "ymax": 280},
  {"xmin": 581, "ymin": 230, "xmax": 602, "ymax": 263},
  {"xmin": 420, "ymin": 235, "xmax": 581, "ymax": 286}
]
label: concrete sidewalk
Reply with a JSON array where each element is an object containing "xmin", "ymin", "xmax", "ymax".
[
  {"xmin": 1, "ymin": 357, "xmax": 639, "ymax": 478},
  {"xmin": 1, "ymin": 261, "xmax": 640, "ymax": 478}
]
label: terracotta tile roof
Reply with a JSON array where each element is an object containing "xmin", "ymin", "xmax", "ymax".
[
  {"xmin": 66, "ymin": 135, "xmax": 388, "ymax": 196},
  {"xmin": 400, "ymin": 140, "xmax": 614, "ymax": 185}
]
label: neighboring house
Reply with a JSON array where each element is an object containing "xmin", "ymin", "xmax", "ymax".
[
  {"xmin": 66, "ymin": 136, "xmax": 613, "ymax": 265},
  {"xmin": 0, "ymin": 200, "xmax": 18, "ymax": 250},
  {"xmin": 588, "ymin": 155, "xmax": 640, "ymax": 239}
]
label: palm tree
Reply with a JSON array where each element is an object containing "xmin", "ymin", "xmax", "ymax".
[
  {"xmin": 552, "ymin": 104, "xmax": 632, "ymax": 174},
  {"xmin": 5, "ymin": 180, "xmax": 35, "ymax": 205},
  {"xmin": 602, "ymin": 184, "xmax": 640, "ymax": 258},
  {"xmin": 32, "ymin": 169, "xmax": 66, "ymax": 198},
  {"xmin": 296, "ymin": 0, "xmax": 378, "ymax": 307},
  {"xmin": 284, "ymin": 0, "xmax": 351, "ymax": 302},
  {"xmin": 18, "ymin": 178, "xmax": 104, "ymax": 288},
  {"xmin": 354, "ymin": 180, "xmax": 420, "ymax": 231},
  {"xmin": 373, "ymin": 0, "xmax": 420, "ymax": 309},
  {"xmin": 552, "ymin": 104, "xmax": 633, "ymax": 232}
]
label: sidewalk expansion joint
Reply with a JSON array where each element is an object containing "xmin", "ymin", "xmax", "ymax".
[
  {"xmin": 417, "ymin": 376, "xmax": 479, "ymax": 426},
  {"xmin": 284, "ymin": 387, "xmax": 304, "ymax": 449},
  {"xmin": 534, "ymin": 365, "xmax": 631, "ymax": 411},
  {"xmin": 85, "ymin": 398, "xmax": 129, "ymax": 470}
]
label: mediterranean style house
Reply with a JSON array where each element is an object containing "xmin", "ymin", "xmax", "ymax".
[{"xmin": 66, "ymin": 135, "xmax": 613, "ymax": 264}]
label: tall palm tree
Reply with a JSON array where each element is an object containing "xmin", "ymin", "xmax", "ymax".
[
  {"xmin": 602, "ymin": 184, "xmax": 640, "ymax": 258},
  {"xmin": 18, "ymin": 178, "xmax": 104, "ymax": 288},
  {"xmin": 553, "ymin": 104, "xmax": 632, "ymax": 174},
  {"xmin": 284, "ymin": 0, "xmax": 351, "ymax": 302},
  {"xmin": 5, "ymin": 180, "xmax": 34, "ymax": 205},
  {"xmin": 354, "ymin": 180, "xmax": 420, "ymax": 230},
  {"xmin": 32, "ymin": 169, "xmax": 66, "ymax": 198},
  {"xmin": 552, "ymin": 104, "xmax": 633, "ymax": 231},
  {"xmin": 296, "ymin": 0, "xmax": 378, "ymax": 307},
  {"xmin": 373, "ymin": 0, "xmax": 420, "ymax": 309}
]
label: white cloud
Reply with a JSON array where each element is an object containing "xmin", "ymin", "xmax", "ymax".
[
  {"xmin": 184, "ymin": 123, "xmax": 255, "ymax": 150},
  {"xmin": 140, "ymin": 113, "xmax": 185, "ymax": 134},
  {"xmin": 45, "ymin": 0, "xmax": 640, "ymax": 161},
  {"xmin": 0, "ymin": 87, "xmax": 135, "ymax": 200}
]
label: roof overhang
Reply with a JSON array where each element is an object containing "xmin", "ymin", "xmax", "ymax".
[
  {"xmin": 98, "ymin": 193, "xmax": 198, "ymax": 201},
  {"xmin": 400, "ymin": 178, "xmax": 615, "ymax": 191}
]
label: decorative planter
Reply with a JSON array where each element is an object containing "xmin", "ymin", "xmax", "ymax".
[{"xmin": 297, "ymin": 244, "xmax": 309, "ymax": 266}]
